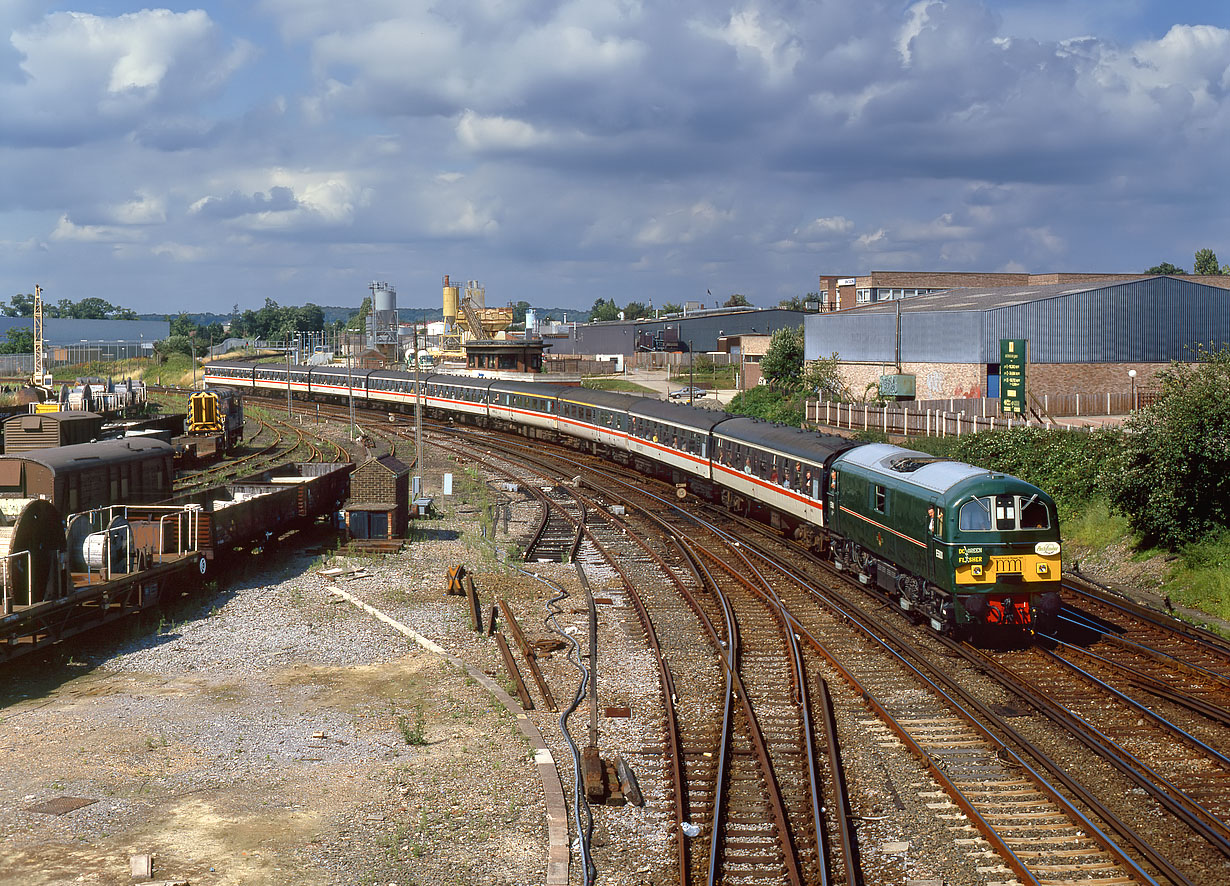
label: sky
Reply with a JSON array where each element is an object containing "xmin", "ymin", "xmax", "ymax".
[{"xmin": 2, "ymin": 1, "xmax": 1228, "ymax": 316}]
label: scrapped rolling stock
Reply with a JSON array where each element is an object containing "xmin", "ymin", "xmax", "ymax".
[
  {"xmin": 206, "ymin": 360, "xmax": 1062, "ymax": 635},
  {"xmin": 1, "ymin": 461, "xmax": 353, "ymax": 659}
]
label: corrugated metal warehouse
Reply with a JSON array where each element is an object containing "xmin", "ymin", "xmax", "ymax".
[
  {"xmin": 552, "ymin": 308, "xmax": 809, "ymax": 356},
  {"xmin": 804, "ymin": 276, "xmax": 1230, "ymax": 403}
]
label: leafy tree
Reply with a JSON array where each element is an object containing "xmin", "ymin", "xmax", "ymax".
[
  {"xmin": 778, "ymin": 294, "xmax": 819, "ymax": 311},
  {"xmin": 169, "ymin": 313, "xmax": 196, "ymax": 336},
  {"xmin": 512, "ymin": 301, "xmax": 531, "ymax": 325},
  {"xmin": 1194, "ymin": 248, "xmax": 1221, "ymax": 275},
  {"xmin": 1105, "ymin": 346, "xmax": 1230, "ymax": 548},
  {"xmin": 800, "ymin": 352, "xmax": 846, "ymax": 400},
  {"xmin": 154, "ymin": 334, "xmax": 195, "ymax": 359},
  {"xmin": 724, "ymin": 293, "xmax": 751, "ymax": 308},
  {"xmin": 1145, "ymin": 262, "xmax": 1186, "ymax": 275},
  {"xmin": 0, "ymin": 325, "xmax": 33, "ymax": 354},
  {"xmin": 589, "ymin": 298, "xmax": 620, "ymax": 322},
  {"xmin": 759, "ymin": 325, "xmax": 805, "ymax": 390},
  {"xmin": 3, "ymin": 293, "xmax": 34, "ymax": 317},
  {"xmin": 660, "ymin": 302, "xmax": 682, "ymax": 314},
  {"xmin": 623, "ymin": 301, "xmax": 650, "ymax": 320}
]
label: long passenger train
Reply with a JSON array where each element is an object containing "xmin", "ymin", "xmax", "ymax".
[{"xmin": 205, "ymin": 361, "xmax": 1063, "ymax": 636}]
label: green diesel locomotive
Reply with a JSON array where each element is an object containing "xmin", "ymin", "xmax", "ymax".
[{"xmin": 828, "ymin": 443, "xmax": 1062, "ymax": 635}]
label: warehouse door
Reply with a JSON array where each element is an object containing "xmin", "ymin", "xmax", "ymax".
[
  {"xmin": 986, "ymin": 365, "xmax": 1000, "ymax": 399},
  {"xmin": 370, "ymin": 512, "xmax": 389, "ymax": 539},
  {"xmin": 350, "ymin": 512, "xmax": 371, "ymax": 539}
]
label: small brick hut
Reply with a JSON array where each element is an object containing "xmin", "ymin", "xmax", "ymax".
[{"xmin": 344, "ymin": 454, "xmax": 410, "ymax": 539}]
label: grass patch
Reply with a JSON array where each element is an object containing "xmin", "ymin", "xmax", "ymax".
[
  {"xmin": 1063, "ymin": 499, "xmax": 1131, "ymax": 550},
  {"xmin": 398, "ymin": 706, "xmax": 428, "ymax": 746},
  {"xmin": 1167, "ymin": 530, "xmax": 1230, "ymax": 625},
  {"xmin": 581, "ymin": 378, "xmax": 657, "ymax": 394}
]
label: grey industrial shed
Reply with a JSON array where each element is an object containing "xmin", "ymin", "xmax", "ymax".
[
  {"xmin": 560, "ymin": 308, "xmax": 810, "ymax": 356},
  {"xmin": 804, "ymin": 276, "xmax": 1230, "ymax": 403}
]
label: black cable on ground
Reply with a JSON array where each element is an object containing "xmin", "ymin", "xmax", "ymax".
[{"xmin": 520, "ymin": 567, "xmax": 598, "ymax": 886}]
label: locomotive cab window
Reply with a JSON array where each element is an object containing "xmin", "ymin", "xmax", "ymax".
[
  {"xmin": 960, "ymin": 494, "xmax": 1050, "ymax": 531},
  {"xmin": 874, "ymin": 484, "xmax": 886, "ymax": 513},
  {"xmin": 959, "ymin": 497, "xmax": 992, "ymax": 530}
]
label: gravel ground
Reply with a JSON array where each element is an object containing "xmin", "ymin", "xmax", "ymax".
[{"xmin": 0, "ymin": 515, "xmax": 552, "ymax": 886}]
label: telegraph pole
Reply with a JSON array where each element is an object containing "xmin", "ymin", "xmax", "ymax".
[{"xmin": 413, "ymin": 321, "xmax": 424, "ymax": 488}]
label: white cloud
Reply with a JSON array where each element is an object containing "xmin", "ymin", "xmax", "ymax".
[
  {"xmin": 152, "ymin": 242, "xmax": 207, "ymax": 262},
  {"xmin": 3, "ymin": 9, "xmax": 252, "ymax": 146},
  {"xmin": 796, "ymin": 217, "xmax": 855, "ymax": 238},
  {"xmin": 110, "ymin": 192, "xmax": 166, "ymax": 225},
  {"xmin": 636, "ymin": 202, "xmax": 735, "ymax": 246},
  {"xmin": 692, "ymin": 7, "xmax": 801, "ymax": 83},
  {"xmin": 456, "ymin": 111, "xmax": 550, "ymax": 151},
  {"xmin": 50, "ymin": 214, "xmax": 144, "ymax": 243}
]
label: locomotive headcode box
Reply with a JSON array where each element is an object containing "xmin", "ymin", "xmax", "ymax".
[{"xmin": 956, "ymin": 546, "xmax": 986, "ymax": 566}]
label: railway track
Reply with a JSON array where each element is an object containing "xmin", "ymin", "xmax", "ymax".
[
  {"xmin": 227, "ymin": 391, "xmax": 1230, "ymax": 884},
  {"xmin": 443, "ymin": 423, "xmax": 1227, "ymax": 885}
]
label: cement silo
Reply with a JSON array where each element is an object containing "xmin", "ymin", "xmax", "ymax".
[{"xmin": 367, "ymin": 281, "xmax": 398, "ymax": 359}]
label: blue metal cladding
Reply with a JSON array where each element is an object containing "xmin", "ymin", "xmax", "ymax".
[
  {"xmin": 901, "ymin": 312, "xmax": 982, "ymax": 363},
  {"xmin": 981, "ymin": 278, "xmax": 1229, "ymax": 363}
]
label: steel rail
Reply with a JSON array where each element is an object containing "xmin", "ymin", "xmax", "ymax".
[
  {"xmin": 1064, "ymin": 574, "xmax": 1230, "ymax": 658},
  {"xmin": 554, "ymin": 460, "xmax": 1169, "ymax": 886},
  {"xmin": 1039, "ymin": 642, "xmax": 1230, "ymax": 762},
  {"xmin": 436, "ymin": 425, "xmax": 1163, "ymax": 884},
  {"xmin": 962, "ymin": 642, "xmax": 1230, "ymax": 860},
  {"xmin": 1046, "ymin": 636, "xmax": 1230, "ymax": 726},
  {"xmin": 818, "ymin": 677, "xmax": 863, "ymax": 886},
  {"xmin": 678, "ymin": 537, "xmax": 805, "ymax": 886}
]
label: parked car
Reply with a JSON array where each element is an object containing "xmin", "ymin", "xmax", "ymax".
[{"xmin": 669, "ymin": 387, "xmax": 709, "ymax": 400}]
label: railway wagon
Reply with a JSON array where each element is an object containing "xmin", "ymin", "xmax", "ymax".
[
  {"xmin": 0, "ymin": 438, "xmax": 175, "ymax": 514},
  {"xmin": 234, "ymin": 462, "xmax": 354, "ymax": 522},
  {"xmin": 154, "ymin": 462, "xmax": 353, "ymax": 567},
  {"xmin": 3, "ymin": 411, "xmax": 103, "ymax": 453}
]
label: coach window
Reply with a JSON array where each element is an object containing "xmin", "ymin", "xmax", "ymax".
[{"xmin": 874, "ymin": 485, "xmax": 886, "ymax": 513}]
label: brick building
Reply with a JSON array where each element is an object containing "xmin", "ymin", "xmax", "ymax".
[
  {"xmin": 344, "ymin": 455, "xmax": 410, "ymax": 539},
  {"xmin": 805, "ymin": 276, "xmax": 1230, "ymax": 410}
]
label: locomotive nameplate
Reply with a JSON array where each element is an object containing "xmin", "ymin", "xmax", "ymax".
[{"xmin": 955, "ymin": 546, "xmax": 985, "ymax": 565}]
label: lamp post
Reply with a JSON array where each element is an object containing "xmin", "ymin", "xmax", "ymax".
[
  {"xmin": 347, "ymin": 353, "xmax": 355, "ymax": 441},
  {"xmin": 1128, "ymin": 369, "xmax": 1137, "ymax": 412},
  {"xmin": 286, "ymin": 344, "xmax": 293, "ymax": 417},
  {"xmin": 689, "ymin": 339, "xmax": 694, "ymax": 405}
]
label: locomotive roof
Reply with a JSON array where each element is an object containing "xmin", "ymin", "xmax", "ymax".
[
  {"xmin": 630, "ymin": 398, "xmax": 733, "ymax": 432},
  {"xmin": 2, "ymin": 437, "xmax": 172, "ymax": 471},
  {"xmin": 836, "ymin": 442, "xmax": 995, "ymax": 494},
  {"xmin": 713, "ymin": 417, "xmax": 859, "ymax": 462}
]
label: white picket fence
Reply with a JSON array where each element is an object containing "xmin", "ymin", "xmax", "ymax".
[{"xmin": 807, "ymin": 400, "xmax": 1098, "ymax": 436}]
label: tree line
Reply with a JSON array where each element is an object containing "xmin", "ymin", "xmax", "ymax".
[{"xmin": 1146, "ymin": 247, "xmax": 1230, "ymax": 276}]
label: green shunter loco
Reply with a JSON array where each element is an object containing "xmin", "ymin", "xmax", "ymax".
[{"xmin": 827, "ymin": 443, "xmax": 1062, "ymax": 635}]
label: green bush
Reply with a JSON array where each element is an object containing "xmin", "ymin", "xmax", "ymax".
[
  {"xmin": 726, "ymin": 386, "xmax": 804, "ymax": 426},
  {"xmin": 908, "ymin": 426, "xmax": 1123, "ymax": 519},
  {"xmin": 1104, "ymin": 348, "xmax": 1230, "ymax": 548}
]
